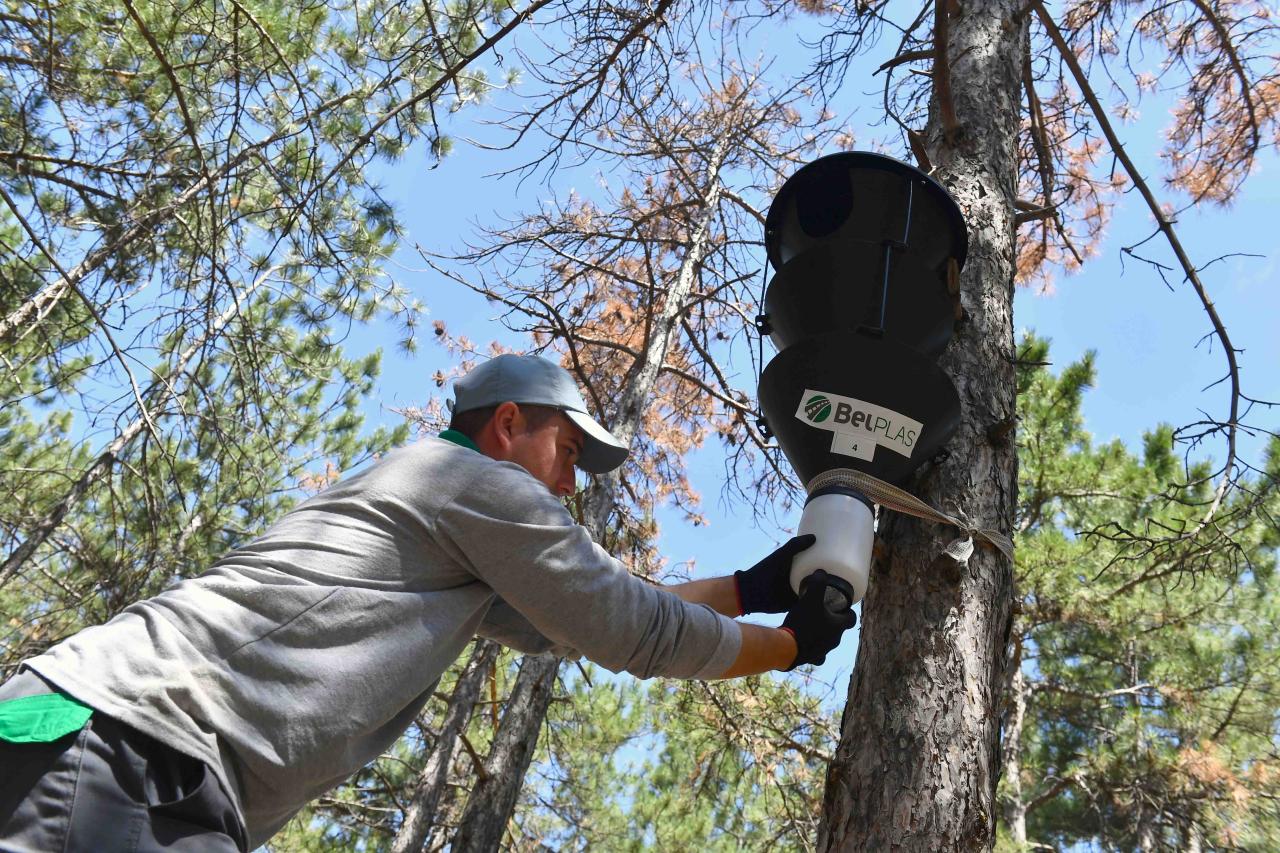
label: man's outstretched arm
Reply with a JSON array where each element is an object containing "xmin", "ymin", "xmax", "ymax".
[
  {"xmin": 715, "ymin": 569, "xmax": 858, "ymax": 678},
  {"xmin": 715, "ymin": 622, "xmax": 798, "ymax": 677},
  {"xmin": 665, "ymin": 534, "xmax": 817, "ymax": 617},
  {"xmin": 664, "ymin": 576, "xmax": 740, "ymax": 617}
]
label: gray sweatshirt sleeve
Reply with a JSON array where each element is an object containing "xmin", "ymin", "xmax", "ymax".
[
  {"xmin": 477, "ymin": 597, "xmax": 580, "ymax": 658},
  {"xmin": 434, "ymin": 461, "xmax": 741, "ymax": 680}
]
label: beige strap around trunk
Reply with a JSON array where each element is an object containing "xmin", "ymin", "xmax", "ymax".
[{"xmin": 806, "ymin": 468, "xmax": 1015, "ymax": 563}]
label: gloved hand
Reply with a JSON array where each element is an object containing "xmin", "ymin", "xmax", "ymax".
[
  {"xmin": 733, "ymin": 534, "xmax": 816, "ymax": 615},
  {"xmin": 780, "ymin": 569, "xmax": 858, "ymax": 669}
]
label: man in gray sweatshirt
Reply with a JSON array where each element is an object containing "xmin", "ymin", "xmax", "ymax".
[{"xmin": 0, "ymin": 354, "xmax": 855, "ymax": 851}]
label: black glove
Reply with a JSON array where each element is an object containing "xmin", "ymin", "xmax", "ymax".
[
  {"xmin": 733, "ymin": 534, "xmax": 816, "ymax": 615},
  {"xmin": 780, "ymin": 569, "xmax": 858, "ymax": 669}
]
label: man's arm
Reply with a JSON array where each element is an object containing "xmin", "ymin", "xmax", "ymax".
[
  {"xmin": 483, "ymin": 576, "xmax": 797, "ymax": 676},
  {"xmin": 718, "ymin": 569, "xmax": 859, "ymax": 677},
  {"xmin": 663, "ymin": 534, "xmax": 818, "ymax": 618},
  {"xmin": 438, "ymin": 464, "xmax": 744, "ymax": 680},
  {"xmin": 477, "ymin": 596, "xmax": 579, "ymax": 657},
  {"xmin": 715, "ymin": 622, "xmax": 797, "ymax": 678},
  {"xmin": 664, "ymin": 576, "xmax": 740, "ymax": 617}
]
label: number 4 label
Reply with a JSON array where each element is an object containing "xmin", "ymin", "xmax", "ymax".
[{"xmin": 831, "ymin": 431, "xmax": 875, "ymax": 461}]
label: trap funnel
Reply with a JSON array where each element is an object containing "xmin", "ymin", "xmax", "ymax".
[
  {"xmin": 764, "ymin": 151, "xmax": 967, "ymax": 272},
  {"xmin": 756, "ymin": 152, "xmax": 968, "ymax": 607},
  {"xmin": 758, "ymin": 333, "xmax": 962, "ymax": 487},
  {"xmin": 764, "ymin": 242, "xmax": 956, "ymax": 359}
]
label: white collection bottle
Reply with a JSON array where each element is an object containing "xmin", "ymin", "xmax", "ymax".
[{"xmin": 789, "ymin": 486, "xmax": 874, "ymax": 610}]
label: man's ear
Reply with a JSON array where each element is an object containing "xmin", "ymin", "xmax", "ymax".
[{"xmin": 488, "ymin": 401, "xmax": 522, "ymax": 455}]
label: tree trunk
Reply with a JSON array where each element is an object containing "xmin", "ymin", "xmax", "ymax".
[
  {"xmin": 451, "ymin": 653, "xmax": 559, "ymax": 851},
  {"xmin": 1138, "ymin": 819, "xmax": 1156, "ymax": 852},
  {"xmin": 390, "ymin": 640, "xmax": 500, "ymax": 853},
  {"xmin": 1182, "ymin": 819, "xmax": 1203, "ymax": 853},
  {"xmin": 999, "ymin": 650, "xmax": 1028, "ymax": 846},
  {"xmin": 817, "ymin": 0, "xmax": 1025, "ymax": 848}
]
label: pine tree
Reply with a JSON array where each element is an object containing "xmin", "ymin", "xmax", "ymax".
[
  {"xmin": 1001, "ymin": 336, "xmax": 1280, "ymax": 851},
  {"xmin": 796, "ymin": 0, "xmax": 1277, "ymax": 843}
]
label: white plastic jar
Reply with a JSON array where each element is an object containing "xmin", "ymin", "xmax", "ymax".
[{"xmin": 789, "ymin": 486, "xmax": 874, "ymax": 608}]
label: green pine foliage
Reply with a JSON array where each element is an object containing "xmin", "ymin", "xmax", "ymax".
[
  {"xmin": 281, "ymin": 654, "xmax": 836, "ymax": 851},
  {"xmin": 1003, "ymin": 335, "xmax": 1280, "ymax": 851},
  {"xmin": 0, "ymin": 0, "xmax": 497, "ymax": 662},
  {"xmin": 514, "ymin": 673, "xmax": 833, "ymax": 850}
]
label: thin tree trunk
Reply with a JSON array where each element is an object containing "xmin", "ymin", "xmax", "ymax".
[
  {"xmin": 817, "ymin": 0, "xmax": 1026, "ymax": 848},
  {"xmin": 446, "ymin": 144, "xmax": 729, "ymax": 846},
  {"xmin": 1000, "ymin": 646, "xmax": 1028, "ymax": 846},
  {"xmin": 1138, "ymin": 819, "xmax": 1156, "ymax": 852},
  {"xmin": 451, "ymin": 653, "xmax": 559, "ymax": 852},
  {"xmin": 390, "ymin": 640, "xmax": 500, "ymax": 853},
  {"xmin": 1183, "ymin": 818, "xmax": 1203, "ymax": 853}
]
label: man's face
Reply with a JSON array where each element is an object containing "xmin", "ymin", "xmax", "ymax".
[{"xmin": 506, "ymin": 410, "xmax": 585, "ymax": 497}]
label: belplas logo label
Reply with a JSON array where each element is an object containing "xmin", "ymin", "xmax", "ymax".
[
  {"xmin": 803, "ymin": 394, "xmax": 832, "ymax": 423},
  {"xmin": 793, "ymin": 388, "xmax": 924, "ymax": 461}
]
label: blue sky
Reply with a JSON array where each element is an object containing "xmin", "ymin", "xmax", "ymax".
[{"xmin": 337, "ymin": 24, "xmax": 1280, "ymax": 694}]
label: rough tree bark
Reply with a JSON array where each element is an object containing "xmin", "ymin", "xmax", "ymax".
[
  {"xmin": 817, "ymin": 0, "xmax": 1025, "ymax": 848},
  {"xmin": 445, "ymin": 143, "xmax": 728, "ymax": 847}
]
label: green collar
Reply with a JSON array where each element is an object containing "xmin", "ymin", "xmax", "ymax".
[{"xmin": 438, "ymin": 429, "xmax": 480, "ymax": 453}]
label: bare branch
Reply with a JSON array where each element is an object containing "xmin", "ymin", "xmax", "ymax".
[
  {"xmin": 1035, "ymin": 1, "xmax": 1241, "ymax": 532},
  {"xmin": 933, "ymin": 0, "xmax": 959, "ymax": 144}
]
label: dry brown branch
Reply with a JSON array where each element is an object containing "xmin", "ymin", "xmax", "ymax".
[
  {"xmin": 0, "ymin": 150, "xmax": 154, "ymax": 179},
  {"xmin": 1021, "ymin": 50, "xmax": 1084, "ymax": 265},
  {"xmin": 876, "ymin": 48, "xmax": 935, "ymax": 74},
  {"xmin": 1187, "ymin": 0, "xmax": 1261, "ymax": 161},
  {"xmin": 471, "ymin": 0, "xmax": 680, "ymax": 173},
  {"xmin": 907, "ymin": 128, "xmax": 933, "ymax": 171},
  {"xmin": 1015, "ymin": 206, "xmax": 1057, "ymax": 224}
]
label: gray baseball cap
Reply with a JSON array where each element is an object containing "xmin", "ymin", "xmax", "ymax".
[{"xmin": 451, "ymin": 354, "xmax": 629, "ymax": 474}]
